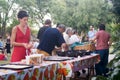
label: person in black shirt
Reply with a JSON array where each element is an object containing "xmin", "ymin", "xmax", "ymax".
[
  {"xmin": 5, "ymin": 33, "xmax": 11, "ymax": 54},
  {"xmin": 37, "ymin": 19, "xmax": 51, "ymax": 41},
  {"xmin": 37, "ymin": 24, "xmax": 68, "ymax": 56}
]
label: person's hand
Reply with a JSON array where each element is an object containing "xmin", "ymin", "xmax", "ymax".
[
  {"xmin": 23, "ymin": 43, "xmax": 28, "ymax": 49},
  {"xmin": 23, "ymin": 43, "xmax": 32, "ymax": 49},
  {"xmin": 61, "ymin": 43, "xmax": 68, "ymax": 51},
  {"xmin": 26, "ymin": 43, "xmax": 33, "ymax": 49}
]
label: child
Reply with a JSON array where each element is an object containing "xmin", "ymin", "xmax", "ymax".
[{"xmin": 0, "ymin": 50, "xmax": 7, "ymax": 60}]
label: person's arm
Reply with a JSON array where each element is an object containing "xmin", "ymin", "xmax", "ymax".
[
  {"xmin": 92, "ymin": 36, "xmax": 97, "ymax": 42},
  {"xmin": 10, "ymin": 26, "xmax": 27, "ymax": 48},
  {"xmin": 108, "ymin": 36, "xmax": 112, "ymax": 46},
  {"xmin": 58, "ymin": 33, "xmax": 68, "ymax": 51},
  {"xmin": 108, "ymin": 40, "xmax": 112, "ymax": 47},
  {"xmin": 61, "ymin": 43, "xmax": 68, "ymax": 51},
  {"xmin": 27, "ymin": 28, "xmax": 33, "ymax": 49}
]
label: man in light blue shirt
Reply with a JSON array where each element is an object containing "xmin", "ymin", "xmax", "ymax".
[
  {"xmin": 0, "ymin": 38, "xmax": 4, "ymax": 50},
  {"xmin": 88, "ymin": 25, "xmax": 97, "ymax": 41}
]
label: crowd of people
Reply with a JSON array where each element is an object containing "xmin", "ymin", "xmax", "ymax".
[
  {"xmin": 0, "ymin": 10, "xmax": 112, "ymax": 77},
  {"xmin": 0, "ymin": 33, "xmax": 11, "ymax": 60}
]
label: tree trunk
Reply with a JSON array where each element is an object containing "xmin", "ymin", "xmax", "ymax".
[{"xmin": 2, "ymin": 21, "xmax": 6, "ymax": 37}]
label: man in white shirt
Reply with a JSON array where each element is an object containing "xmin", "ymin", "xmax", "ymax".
[
  {"xmin": 63, "ymin": 28, "xmax": 73, "ymax": 44},
  {"xmin": 68, "ymin": 30, "xmax": 80, "ymax": 45}
]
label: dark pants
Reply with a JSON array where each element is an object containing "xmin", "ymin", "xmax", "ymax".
[
  {"xmin": 5, "ymin": 44, "xmax": 11, "ymax": 54},
  {"xmin": 95, "ymin": 49, "xmax": 109, "ymax": 76}
]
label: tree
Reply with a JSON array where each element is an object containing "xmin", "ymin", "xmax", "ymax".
[
  {"xmin": 49, "ymin": 0, "xmax": 114, "ymax": 33},
  {"xmin": 111, "ymin": 0, "xmax": 120, "ymax": 23},
  {"xmin": 0, "ymin": 0, "xmax": 15, "ymax": 37},
  {"xmin": 0, "ymin": 0, "xmax": 116, "ymax": 38},
  {"xmin": 15, "ymin": 0, "xmax": 52, "ymax": 25},
  {"xmin": 107, "ymin": 0, "xmax": 120, "ymax": 53}
]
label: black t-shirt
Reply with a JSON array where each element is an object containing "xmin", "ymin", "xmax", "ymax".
[
  {"xmin": 37, "ymin": 26, "xmax": 50, "ymax": 41},
  {"xmin": 37, "ymin": 27, "xmax": 65, "ymax": 55}
]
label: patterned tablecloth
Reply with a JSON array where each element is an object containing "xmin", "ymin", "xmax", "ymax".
[
  {"xmin": 0, "ymin": 62, "xmax": 58, "ymax": 80},
  {"xmin": 56, "ymin": 54, "xmax": 100, "ymax": 78},
  {"xmin": 0, "ymin": 54, "xmax": 100, "ymax": 80}
]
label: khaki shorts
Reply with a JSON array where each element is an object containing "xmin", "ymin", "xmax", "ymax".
[{"xmin": 37, "ymin": 49, "xmax": 50, "ymax": 56}]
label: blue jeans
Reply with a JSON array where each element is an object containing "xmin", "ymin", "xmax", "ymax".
[{"xmin": 95, "ymin": 49, "xmax": 109, "ymax": 76}]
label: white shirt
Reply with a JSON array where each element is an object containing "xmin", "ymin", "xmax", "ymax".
[
  {"xmin": 63, "ymin": 33, "xmax": 70, "ymax": 44},
  {"xmin": 68, "ymin": 34, "xmax": 80, "ymax": 44}
]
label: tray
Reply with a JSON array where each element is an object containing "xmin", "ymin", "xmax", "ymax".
[
  {"xmin": 56, "ymin": 50, "xmax": 92, "ymax": 57},
  {"xmin": 44, "ymin": 56, "xmax": 74, "ymax": 61},
  {"xmin": 0, "ymin": 64, "xmax": 33, "ymax": 70}
]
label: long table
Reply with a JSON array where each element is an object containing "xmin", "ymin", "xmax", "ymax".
[
  {"xmin": 0, "ymin": 54, "xmax": 100, "ymax": 80},
  {"xmin": 56, "ymin": 54, "xmax": 100, "ymax": 79},
  {"xmin": 0, "ymin": 62, "xmax": 58, "ymax": 80}
]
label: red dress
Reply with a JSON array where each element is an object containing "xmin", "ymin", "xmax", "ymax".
[{"xmin": 11, "ymin": 26, "xmax": 31, "ymax": 62}]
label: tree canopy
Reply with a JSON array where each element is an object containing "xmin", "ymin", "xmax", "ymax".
[
  {"xmin": 47, "ymin": 0, "xmax": 115, "ymax": 33},
  {"xmin": 0, "ymin": 0, "xmax": 119, "ymax": 40}
]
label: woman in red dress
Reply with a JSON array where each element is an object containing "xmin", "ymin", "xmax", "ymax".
[{"xmin": 11, "ymin": 10, "xmax": 32, "ymax": 62}]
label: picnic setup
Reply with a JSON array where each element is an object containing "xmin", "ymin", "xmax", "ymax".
[
  {"xmin": 0, "ymin": 42, "xmax": 100, "ymax": 80},
  {"xmin": 1, "ymin": 0, "xmax": 120, "ymax": 80}
]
